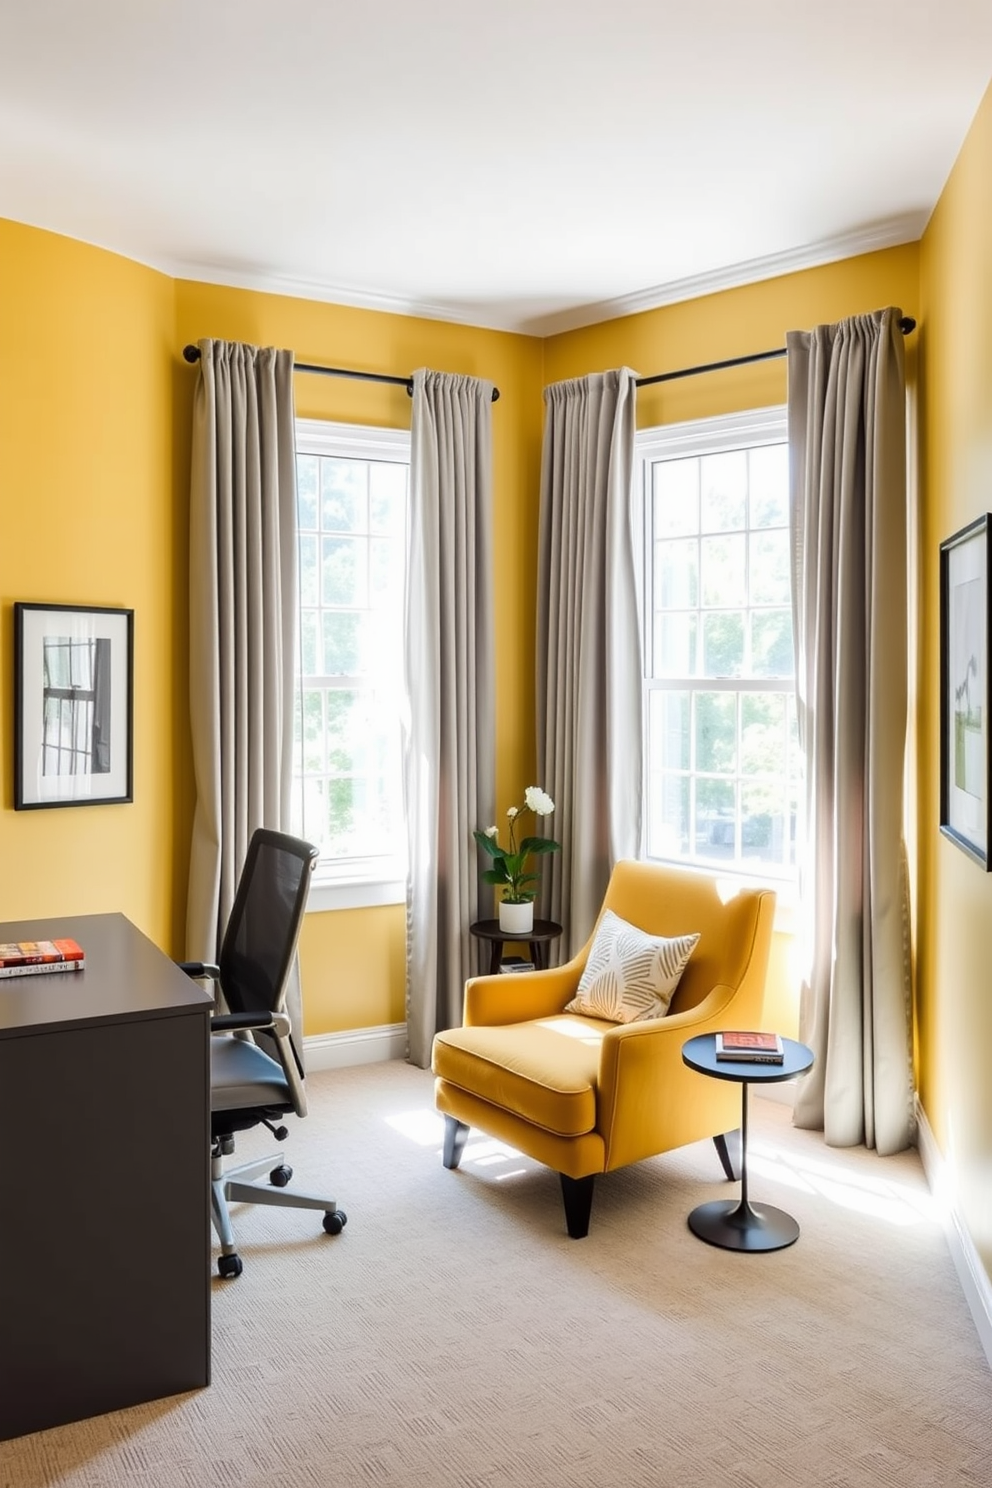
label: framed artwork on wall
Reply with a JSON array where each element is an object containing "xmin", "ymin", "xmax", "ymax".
[
  {"xmin": 939, "ymin": 516, "xmax": 992, "ymax": 868},
  {"xmin": 14, "ymin": 603, "xmax": 134, "ymax": 810}
]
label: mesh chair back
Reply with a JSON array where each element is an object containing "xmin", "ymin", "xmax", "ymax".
[{"xmin": 218, "ymin": 828, "xmax": 319, "ymax": 1058}]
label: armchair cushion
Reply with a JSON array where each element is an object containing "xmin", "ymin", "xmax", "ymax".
[
  {"xmin": 432, "ymin": 1015, "xmax": 614, "ymax": 1137},
  {"xmin": 564, "ymin": 909, "xmax": 699, "ymax": 1024}
]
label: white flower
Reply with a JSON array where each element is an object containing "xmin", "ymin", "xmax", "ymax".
[
  {"xmin": 524, "ymin": 785, "xmax": 555, "ymax": 817},
  {"xmin": 506, "ymin": 806, "xmax": 518, "ymax": 819},
  {"xmin": 484, "ymin": 825, "xmax": 498, "ymax": 839}
]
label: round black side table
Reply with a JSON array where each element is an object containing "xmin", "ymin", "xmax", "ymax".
[
  {"xmin": 469, "ymin": 919, "xmax": 563, "ymax": 976},
  {"xmin": 681, "ymin": 1033, "xmax": 814, "ymax": 1253}
]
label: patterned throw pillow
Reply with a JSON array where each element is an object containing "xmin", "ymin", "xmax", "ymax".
[{"xmin": 564, "ymin": 909, "xmax": 699, "ymax": 1024}]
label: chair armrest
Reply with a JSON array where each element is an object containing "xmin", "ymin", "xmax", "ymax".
[
  {"xmin": 210, "ymin": 1011, "xmax": 292, "ymax": 1040},
  {"xmin": 463, "ymin": 961, "xmax": 583, "ymax": 1027},
  {"xmin": 178, "ymin": 960, "xmax": 220, "ymax": 980}
]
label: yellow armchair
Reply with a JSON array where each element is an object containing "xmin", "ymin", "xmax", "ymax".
[{"xmin": 432, "ymin": 859, "xmax": 776, "ymax": 1237}]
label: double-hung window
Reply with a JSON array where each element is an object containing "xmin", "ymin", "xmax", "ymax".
[
  {"xmin": 637, "ymin": 407, "xmax": 800, "ymax": 882},
  {"xmin": 291, "ymin": 419, "xmax": 409, "ymax": 907}
]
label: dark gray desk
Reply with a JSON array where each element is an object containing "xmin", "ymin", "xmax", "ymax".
[{"xmin": 0, "ymin": 912, "xmax": 213, "ymax": 1440}]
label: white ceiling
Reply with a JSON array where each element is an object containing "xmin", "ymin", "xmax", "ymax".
[{"xmin": 2, "ymin": 2, "xmax": 991, "ymax": 336}]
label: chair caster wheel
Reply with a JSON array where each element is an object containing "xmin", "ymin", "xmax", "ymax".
[
  {"xmin": 218, "ymin": 1253, "xmax": 243, "ymax": 1279},
  {"xmin": 269, "ymin": 1164, "xmax": 293, "ymax": 1187},
  {"xmin": 323, "ymin": 1210, "xmax": 347, "ymax": 1235}
]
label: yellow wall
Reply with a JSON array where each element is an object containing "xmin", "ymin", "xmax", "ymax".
[
  {"xmin": 919, "ymin": 78, "xmax": 992, "ymax": 1279},
  {"xmin": 0, "ymin": 219, "xmax": 179, "ymax": 948}
]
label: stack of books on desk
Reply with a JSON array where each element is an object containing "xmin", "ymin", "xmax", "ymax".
[
  {"xmin": 715, "ymin": 1030, "xmax": 784, "ymax": 1063},
  {"xmin": 0, "ymin": 939, "xmax": 85, "ymax": 979},
  {"xmin": 499, "ymin": 957, "xmax": 535, "ymax": 974}
]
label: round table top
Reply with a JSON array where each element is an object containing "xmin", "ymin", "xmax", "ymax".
[
  {"xmin": 681, "ymin": 1032, "xmax": 814, "ymax": 1084},
  {"xmin": 469, "ymin": 918, "xmax": 563, "ymax": 942}
]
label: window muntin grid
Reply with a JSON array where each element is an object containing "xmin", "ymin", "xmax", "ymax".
[
  {"xmin": 640, "ymin": 414, "xmax": 800, "ymax": 879},
  {"xmin": 292, "ymin": 424, "xmax": 408, "ymax": 882}
]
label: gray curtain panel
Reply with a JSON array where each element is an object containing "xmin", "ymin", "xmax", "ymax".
[
  {"xmin": 788, "ymin": 308, "xmax": 915, "ymax": 1156},
  {"xmin": 404, "ymin": 369, "xmax": 496, "ymax": 1068},
  {"xmin": 536, "ymin": 368, "xmax": 641, "ymax": 957},
  {"xmin": 186, "ymin": 339, "xmax": 302, "ymax": 1043}
]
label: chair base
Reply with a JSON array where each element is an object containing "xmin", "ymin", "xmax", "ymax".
[{"xmin": 211, "ymin": 1147, "xmax": 343, "ymax": 1277}]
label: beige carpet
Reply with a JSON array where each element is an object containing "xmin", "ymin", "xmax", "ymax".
[{"xmin": 3, "ymin": 1061, "xmax": 990, "ymax": 1488}]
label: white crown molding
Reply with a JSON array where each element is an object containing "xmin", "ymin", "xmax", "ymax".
[
  {"xmin": 167, "ymin": 257, "xmax": 518, "ymax": 331},
  {"xmin": 915, "ymin": 1096, "xmax": 992, "ymax": 1374},
  {"xmin": 16, "ymin": 209, "xmax": 927, "ymax": 339},
  {"xmin": 520, "ymin": 213, "xmax": 929, "ymax": 337},
  {"xmin": 164, "ymin": 213, "xmax": 929, "ymax": 339}
]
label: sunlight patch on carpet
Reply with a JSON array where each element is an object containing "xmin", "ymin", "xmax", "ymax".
[
  {"xmin": 749, "ymin": 1137, "xmax": 938, "ymax": 1227},
  {"xmin": 384, "ymin": 1108, "xmax": 446, "ymax": 1145}
]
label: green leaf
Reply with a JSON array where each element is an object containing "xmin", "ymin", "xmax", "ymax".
[
  {"xmin": 473, "ymin": 830, "xmax": 505, "ymax": 860},
  {"xmin": 518, "ymin": 836, "xmax": 560, "ymax": 856},
  {"xmin": 482, "ymin": 865, "xmax": 510, "ymax": 885}
]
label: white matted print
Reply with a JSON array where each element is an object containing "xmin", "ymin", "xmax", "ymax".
[
  {"xmin": 14, "ymin": 604, "xmax": 133, "ymax": 809},
  {"xmin": 940, "ymin": 517, "xmax": 991, "ymax": 868}
]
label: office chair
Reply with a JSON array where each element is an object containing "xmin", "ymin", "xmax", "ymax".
[{"xmin": 181, "ymin": 827, "xmax": 346, "ymax": 1279}]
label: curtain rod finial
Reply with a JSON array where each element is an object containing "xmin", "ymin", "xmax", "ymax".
[{"xmin": 183, "ymin": 344, "xmax": 201, "ymax": 363}]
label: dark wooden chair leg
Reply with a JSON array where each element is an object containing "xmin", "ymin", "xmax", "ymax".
[
  {"xmin": 713, "ymin": 1129, "xmax": 742, "ymax": 1182},
  {"xmin": 442, "ymin": 1116, "xmax": 470, "ymax": 1170},
  {"xmin": 559, "ymin": 1173, "xmax": 595, "ymax": 1238}
]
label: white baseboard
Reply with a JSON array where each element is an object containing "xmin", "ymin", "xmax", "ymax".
[
  {"xmin": 304, "ymin": 1022, "xmax": 407, "ymax": 1070},
  {"xmin": 915, "ymin": 1097, "xmax": 992, "ymax": 1373}
]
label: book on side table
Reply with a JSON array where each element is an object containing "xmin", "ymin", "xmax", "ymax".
[
  {"xmin": 0, "ymin": 939, "xmax": 86, "ymax": 979},
  {"xmin": 715, "ymin": 1030, "xmax": 784, "ymax": 1064}
]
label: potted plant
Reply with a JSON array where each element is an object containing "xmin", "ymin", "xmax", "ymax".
[{"xmin": 474, "ymin": 786, "xmax": 561, "ymax": 934}]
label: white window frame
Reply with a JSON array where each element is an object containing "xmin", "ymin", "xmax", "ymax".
[
  {"xmin": 294, "ymin": 418, "xmax": 410, "ymax": 912},
  {"xmin": 635, "ymin": 405, "xmax": 799, "ymax": 908}
]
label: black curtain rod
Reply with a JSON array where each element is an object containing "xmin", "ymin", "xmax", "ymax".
[
  {"xmin": 182, "ymin": 344, "xmax": 500, "ymax": 401},
  {"xmin": 634, "ymin": 315, "xmax": 917, "ymax": 390}
]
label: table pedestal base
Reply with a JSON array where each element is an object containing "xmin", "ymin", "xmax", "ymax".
[{"xmin": 687, "ymin": 1198, "xmax": 800, "ymax": 1253}]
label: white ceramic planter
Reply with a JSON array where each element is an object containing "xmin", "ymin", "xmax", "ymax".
[{"xmin": 498, "ymin": 900, "xmax": 534, "ymax": 935}]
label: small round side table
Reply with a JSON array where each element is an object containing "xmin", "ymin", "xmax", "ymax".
[
  {"xmin": 469, "ymin": 918, "xmax": 563, "ymax": 976},
  {"xmin": 681, "ymin": 1033, "xmax": 814, "ymax": 1253}
]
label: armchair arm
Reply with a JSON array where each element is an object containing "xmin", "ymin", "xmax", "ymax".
[
  {"xmin": 463, "ymin": 958, "xmax": 584, "ymax": 1027},
  {"xmin": 596, "ymin": 983, "xmax": 748, "ymax": 1170}
]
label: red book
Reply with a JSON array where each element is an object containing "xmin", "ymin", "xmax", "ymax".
[
  {"xmin": 0, "ymin": 939, "xmax": 85, "ymax": 979},
  {"xmin": 715, "ymin": 1030, "xmax": 784, "ymax": 1062}
]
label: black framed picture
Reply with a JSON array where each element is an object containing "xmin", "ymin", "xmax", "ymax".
[
  {"xmin": 939, "ymin": 516, "xmax": 992, "ymax": 868},
  {"xmin": 14, "ymin": 603, "xmax": 134, "ymax": 810}
]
